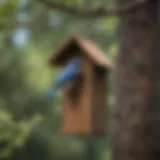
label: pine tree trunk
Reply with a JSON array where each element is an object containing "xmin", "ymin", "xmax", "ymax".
[{"xmin": 113, "ymin": 0, "xmax": 157, "ymax": 160}]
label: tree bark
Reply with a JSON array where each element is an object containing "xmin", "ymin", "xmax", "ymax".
[
  {"xmin": 151, "ymin": 0, "xmax": 160, "ymax": 160},
  {"xmin": 113, "ymin": 0, "xmax": 157, "ymax": 160}
]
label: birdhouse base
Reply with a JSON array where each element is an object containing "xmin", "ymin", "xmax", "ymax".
[{"xmin": 61, "ymin": 129, "xmax": 105, "ymax": 137}]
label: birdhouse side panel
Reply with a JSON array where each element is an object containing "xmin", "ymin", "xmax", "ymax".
[{"xmin": 92, "ymin": 68, "xmax": 108, "ymax": 135}]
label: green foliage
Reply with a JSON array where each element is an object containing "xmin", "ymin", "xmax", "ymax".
[
  {"xmin": 0, "ymin": 110, "xmax": 41, "ymax": 158},
  {"xmin": 0, "ymin": 0, "xmax": 117, "ymax": 160},
  {"xmin": 0, "ymin": 0, "xmax": 19, "ymax": 17}
]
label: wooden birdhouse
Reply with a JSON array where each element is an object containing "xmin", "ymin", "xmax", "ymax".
[{"xmin": 49, "ymin": 36, "xmax": 112, "ymax": 137}]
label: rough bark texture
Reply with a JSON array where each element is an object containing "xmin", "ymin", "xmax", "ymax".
[
  {"xmin": 151, "ymin": 0, "xmax": 160, "ymax": 160},
  {"xmin": 113, "ymin": 0, "xmax": 157, "ymax": 160}
]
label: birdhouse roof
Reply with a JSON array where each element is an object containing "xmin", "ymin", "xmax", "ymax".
[{"xmin": 49, "ymin": 36, "xmax": 112, "ymax": 70}]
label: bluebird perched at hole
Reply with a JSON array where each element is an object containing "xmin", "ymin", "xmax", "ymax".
[{"xmin": 47, "ymin": 58, "xmax": 81, "ymax": 100}]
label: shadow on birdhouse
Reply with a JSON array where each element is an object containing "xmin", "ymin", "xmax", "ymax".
[{"xmin": 49, "ymin": 36, "xmax": 113, "ymax": 137}]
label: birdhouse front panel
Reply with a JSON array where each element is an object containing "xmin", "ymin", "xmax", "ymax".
[{"xmin": 62, "ymin": 57, "xmax": 94, "ymax": 136}]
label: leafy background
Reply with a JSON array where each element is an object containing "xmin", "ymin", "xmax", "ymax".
[{"xmin": 0, "ymin": 0, "xmax": 118, "ymax": 160}]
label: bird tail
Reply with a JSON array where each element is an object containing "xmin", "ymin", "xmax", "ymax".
[{"xmin": 46, "ymin": 88, "xmax": 57, "ymax": 100}]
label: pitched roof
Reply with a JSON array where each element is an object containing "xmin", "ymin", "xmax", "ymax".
[{"xmin": 49, "ymin": 36, "xmax": 112, "ymax": 70}]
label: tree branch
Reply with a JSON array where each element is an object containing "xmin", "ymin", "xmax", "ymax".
[{"xmin": 43, "ymin": 0, "xmax": 150, "ymax": 17}]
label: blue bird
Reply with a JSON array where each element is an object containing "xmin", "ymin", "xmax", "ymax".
[{"xmin": 47, "ymin": 58, "xmax": 81, "ymax": 100}]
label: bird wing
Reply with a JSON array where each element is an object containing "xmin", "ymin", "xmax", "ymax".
[{"xmin": 51, "ymin": 58, "xmax": 81, "ymax": 91}]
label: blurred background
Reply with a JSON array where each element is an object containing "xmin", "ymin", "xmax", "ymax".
[{"xmin": 0, "ymin": 0, "xmax": 117, "ymax": 160}]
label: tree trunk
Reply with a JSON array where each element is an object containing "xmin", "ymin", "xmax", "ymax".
[
  {"xmin": 151, "ymin": 0, "xmax": 160, "ymax": 160},
  {"xmin": 113, "ymin": 0, "xmax": 157, "ymax": 160}
]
